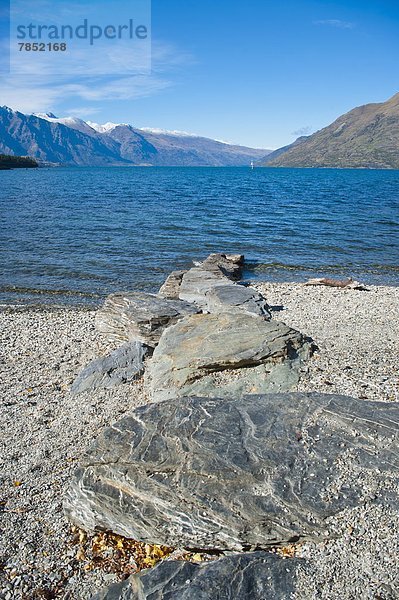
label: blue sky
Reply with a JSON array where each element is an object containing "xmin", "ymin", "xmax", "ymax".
[{"xmin": 1, "ymin": 0, "xmax": 399, "ymax": 148}]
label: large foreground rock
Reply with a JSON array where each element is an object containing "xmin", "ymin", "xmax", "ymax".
[
  {"xmin": 64, "ymin": 393, "xmax": 399, "ymax": 551},
  {"xmin": 92, "ymin": 552, "xmax": 304, "ymax": 600},
  {"xmin": 145, "ymin": 313, "xmax": 311, "ymax": 401},
  {"xmin": 70, "ymin": 342, "xmax": 148, "ymax": 395},
  {"xmin": 95, "ymin": 292, "xmax": 198, "ymax": 347}
]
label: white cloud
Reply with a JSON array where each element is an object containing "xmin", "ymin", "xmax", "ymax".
[
  {"xmin": 0, "ymin": 40, "xmax": 191, "ymax": 114},
  {"xmin": 0, "ymin": 77, "xmax": 65, "ymax": 113},
  {"xmin": 151, "ymin": 41, "xmax": 197, "ymax": 72},
  {"xmin": 64, "ymin": 106, "xmax": 102, "ymax": 118},
  {"xmin": 0, "ymin": 73, "xmax": 172, "ymax": 113},
  {"xmin": 313, "ymin": 19, "xmax": 355, "ymax": 29},
  {"xmin": 66, "ymin": 75, "xmax": 172, "ymax": 101}
]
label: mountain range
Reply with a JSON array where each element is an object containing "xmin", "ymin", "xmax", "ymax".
[
  {"xmin": 3, "ymin": 93, "xmax": 399, "ymax": 169},
  {"xmin": 0, "ymin": 107, "xmax": 270, "ymax": 167},
  {"xmin": 263, "ymin": 92, "xmax": 399, "ymax": 169}
]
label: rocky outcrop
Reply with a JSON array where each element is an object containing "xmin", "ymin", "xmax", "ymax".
[
  {"xmin": 91, "ymin": 552, "xmax": 304, "ymax": 600},
  {"xmin": 70, "ymin": 342, "xmax": 148, "ymax": 395},
  {"xmin": 145, "ymin": 313, "xmax": 310, "ymax": 401},
  {"xmin": 199, "ymin": 253, "xmax": 244, "ymax": 280},
  {"xmin": 159, "ymin": 253, "xmax": 246, "ymax": 309},
  {"xmin": 95, "ymin": 292, "xmax": 198, "ymax": 347},
  {"xmin": 64, "ymin": 393, "xmax": 399, "ymax": 551}
]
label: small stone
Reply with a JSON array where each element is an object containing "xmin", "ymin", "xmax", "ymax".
[{"xmin": 70, "ymin": 341, "xmax": 149, "ymax": 395}]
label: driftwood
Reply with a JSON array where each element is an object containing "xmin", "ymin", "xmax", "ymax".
[{"xmin": 304, "ymin": 277, "xmax": 368, "ymax": 290}]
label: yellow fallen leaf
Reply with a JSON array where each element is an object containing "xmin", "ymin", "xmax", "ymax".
[
  {"xmin": 192, "ymin": 553, "xmax": 203, "ymax": 562},
  {"xmin": 142, "ymin": 557, "xmax": 157, "ymax": 567},
  {"xmin": 76, "ymin": 548, "xmax": 86, "ymax": 561},
  {"xmin": 79, "ymin": 530, "xmax": 87, "ymax": 544},
  {"xmin": 13, "ymin": 481, "xmax": 22, "ymax": 487}
]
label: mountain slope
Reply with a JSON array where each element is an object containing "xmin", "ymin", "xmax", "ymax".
[
  {"xmin": 0, "ymin": 108, "xmax": 128, "ymax": 166},
  {"xmin": 108, "ymin": 125, "xmax": 269, "ymax": 166},
  {"xmin": 263, "ymin": 93, "xmax": 399, "ymax": 169},
  {"xmin": 0, "ymin": 107, "xmax": 270, "ymax": 167}
]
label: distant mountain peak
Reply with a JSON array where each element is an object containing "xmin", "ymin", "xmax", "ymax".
[
  {"xmin": 87, "ymin": 121, "xmax": 127, "ymax": 133},
  {"xmin": 33, "ymin": 112, "xmax": 58, "ymax": 119},
  {"xmin": 33, "ymin": 113, "xmax": 99, "ymax": 136},
  {"xmin": 138, "ymin": 127, "xmax": 201, "ymax": 138},
  {"xmin": 263, "ymin": 92, "xmax": 399, "ymax": 169}
]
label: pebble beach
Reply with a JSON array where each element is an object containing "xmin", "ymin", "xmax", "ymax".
[{"xmin": 0, "ymin": 282, "xmax": 398, "ymax": 599}]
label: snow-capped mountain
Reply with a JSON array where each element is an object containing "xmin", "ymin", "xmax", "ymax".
[
  {"xmin": 87, "ymin": 121, "xmax": 124, "ymax": 134},
  {"xmin": 0, "ymin": 106, "xmax": 271, "ymax": 166},
  {"xmin": 33, "ymin": 113, "xmax": 100, "ymax": 136},
  {"xmin": 138, "ymin": 127, "xmax": 203, "ymax": 138}
]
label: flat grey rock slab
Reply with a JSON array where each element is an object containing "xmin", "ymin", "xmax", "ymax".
[
  {"xmin": 145, "ymin": 313, "xmax": 311, "ymax": 402},
  {"xmin": 178, "ymin": 268, "xmax": 228, "ymax": 307},
  {"xmin": 205, "ymin": 284, "xmax": 271, "ymax": 318},
  {"xmin": 91, "ymin": 552, "xmax": 303, "ymax": 599},
  {"xmin": 64, "ymin": 393, "xmax": 399, "ymax": 551},
  {"xmin": 158, "ymin": 270, "xmax": 187, "ymax": 299},
  {"xmin": 95, "ymin": 292, "xmax": 198, "ymax": 347},
  {"xmin": 70, "ymin": 342, "xmax": 148, "ymax": 395}
]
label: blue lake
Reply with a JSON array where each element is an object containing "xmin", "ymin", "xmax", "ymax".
[{"xmin": 1, "ymin": 166, "xmax": 398, "ymax": 306}]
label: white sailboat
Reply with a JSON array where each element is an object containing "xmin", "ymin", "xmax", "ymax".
[{"xmin": 250, "ymin": 160, "xmax": 254, "ymax": 169}]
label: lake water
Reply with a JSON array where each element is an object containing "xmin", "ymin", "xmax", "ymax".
[{"xmin": 1, "ymin": 167, "xmax": 398, "ymax": 306}]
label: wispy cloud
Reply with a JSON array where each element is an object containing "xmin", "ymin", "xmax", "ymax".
[
  {"xmin": 313, "ymin": 19, "xmax": 355, "ymax": 29},
  {"xmin": 0, "ymin": 74, "xmax": 173, "ymax": 113},
  {"xmin": 292, "ymin": 126, "xmax": 313, "ymax": 137},
  {"xmin": 67, "ymin": 106, "xmax": 102, "ymax": 118},
  {"xmin": 0, "ymin": 40, "xmax": 193, "ymax": 114}
]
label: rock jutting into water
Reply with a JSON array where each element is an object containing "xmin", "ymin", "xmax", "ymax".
[
  {"xmin": 199, "ymin": 252, "xmax": 244, "ymax": 280},
  {"xmin": 159, "ymin": 253, "xmax": 250, "ymax": 310},
  {"xmin": 74, "ymin": 253, "xmax": 273, "ymax": 396}
]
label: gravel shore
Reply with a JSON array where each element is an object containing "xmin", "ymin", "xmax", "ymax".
[{"xmin": 0, "ymin": 283, "xmax": 398, "ymax": 599}]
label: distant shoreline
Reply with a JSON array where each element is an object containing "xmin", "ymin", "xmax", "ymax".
[
  {"xmin": 1, "ymin": 276, "xmax": 398, "ymax": 311},
  {"xmin": 0, "ymin": 154, "xmax": 38, "ymax": 170}
]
